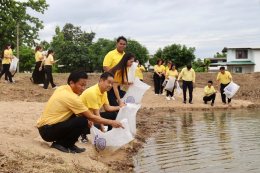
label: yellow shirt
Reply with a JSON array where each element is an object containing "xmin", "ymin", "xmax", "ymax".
[
  {"xmin": 166, "ymin": 69, "xmax": 178, "ymax": 79},
  {"xmin": 80, "ymin": 84, "xmax": 109, "ymax": 111},
  {"xmin": 178, "ymin": 67, "xmax": 196, "ymax": 83},
  {"xmin": 35, "ymin": 51, "xmax": 43, "ymax": 62},
  {"xmin": 135, "ymin": 65, "xmax": 145, "ymax": 80},
  {"xmin": 113, "ymin": 69, "xmax": 129, "ymax": 84},
  {"xmin": 217, "ymin": 71, "xmax": 232, "ymax": 84},
  {"xmin": 103, "ymin": 49, "xmax": 125, "ymax": 69},
  {"xmin": 2, "ymin": 49, "xmax": 13, "ymax": 64},
  {"xmin": 204, "ymin": 86, "xmax": 216, "ymax": 96},
  {"xmin": 44, "ymin": 54, "xmax": 54, "ymax": 66},
  {"xmin": 37, "ymin": 85, "xmax": 88, "ymax": 127},
  {"xmin": 154, "ymin": 65, "xmax": 165, "ymax": 73}
]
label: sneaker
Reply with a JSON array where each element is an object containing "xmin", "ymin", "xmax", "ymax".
[
  {"xmin": 171, "ymin": 96, "xmax": 176, "ymax": 100},
  {"xmin": 68, "ymin": 145, "xmax": 86, "ymax": 153},
  {"xmin": 189, "ymin": 101, "xmax": 193, "ymax": 104},
  {"xmin": 211, "ymin": 102, "xmax": 214, "ymax": 106},
  {"xmin": 52, "ymin": 86, "xmax": 58, "ymax": 89},
  {"xmin": 155, "ymin": 94, "xmax": 158, "ymax": 96},
  {"xmin": 162, "ymin": 92, "xmax": 165, "ymax": 96},
  {"xmin": 51, "ymin": 142, "xmax": 74, "ymax": 153},
  {"xmin": 204, "ymin": 101, "xmax": 207, "ymax": 104},
  {"xmin": 38, "ymin": 84, "xmax": 44, "ymax": 87},
  {"xmin": 166, "ymin": 97, "xmax": 171, "ymax": 101}
]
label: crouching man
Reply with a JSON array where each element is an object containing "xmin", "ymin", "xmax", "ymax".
[
  {"xmin": 203, "ymin": 80, "xmax": 217, "ymax": 106},
  {"xmin": 36, "ymin": 70, "xmax": 123, "ymax": 153}
]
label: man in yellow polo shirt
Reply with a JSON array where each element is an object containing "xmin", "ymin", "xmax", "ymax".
[
  {"xmin": 103, "ymin": 36, "xmax": 127, "ymax": 72},
  {"xmin": 37, "ymin": 70, "xmax": 123, "ymax": 153},
  {"xmin": 177, "ymin": 64, "xmax": 196, "ymax": 104},
  {"xmin": 203, "ymin": 80, "xmax": 217, "ymax": 106},
  {"xmin": 80, "ymin": 72, "xmax": 123, "ymax": 142},
  {"xmin": 217, "ymin": 66, "xmax": 232, "ymax": 104}
]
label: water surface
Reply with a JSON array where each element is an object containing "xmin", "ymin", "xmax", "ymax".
[{"xmin": 134, "ymin": 109, "xmax": 260, "ymax": 173}]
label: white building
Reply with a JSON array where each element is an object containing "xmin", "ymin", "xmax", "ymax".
[
  {"xmin": 222, "ymin": 47, "xmax": 260, "ymax": 73},
  {"xmin": 208, "ymin": 57, "xmax": 227, "ymax": 72}
]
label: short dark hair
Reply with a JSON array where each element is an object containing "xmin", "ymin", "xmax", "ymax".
[
  {"xmin": 220, "ymin": 66, "xmax": 225, "ymax": 70},
  {"xmin": 187, "ymin": 64, "xmax": 192, "ymax": 69},
  {"xmin": 208, "ymin": 80, "xmax": 213, "ymax": 84},
  {"xmin": 117, "ymin": 36, "xmax": 127, "ymax": 43},
  {"xmin": 67, "ymin": 70, "xmax": 88, "ymax": 84},
  {"xmin": 100, "ymin": 72, "xmax": 114, "ymax": 80},
  {"xmin": 156, "ymin": 59, "xmax": 163, "ymax": 65}
]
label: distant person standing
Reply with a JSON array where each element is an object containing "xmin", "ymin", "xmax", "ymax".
[
  {"xmin": 203, "ymin": 80, "xmax": 217, "ymax": 106},
  {"xmin": 43, "ymin": 50, "xmax": 57, "ymax": 89},
  {"xmin": 178, "ymin": 64, "xmax": 196, "ymax": 104},
  {"xmin": 0, "ymin": 44, "xmax": 13, "ymax": 83},
  {"xmin": 153, "ymin": 59, "xmax": 165, "ymax": 95},
  {"xmin": 31, "ymin": 46, "xmax": 45, "ymax": 86},
  {"xmin": 103, "ymin": 36, "xmax": 127, "ymax": 72},
  {"xmin": 165, "ymin": 63, "xmax": 178, "ymax": 101},
  {"xmin": 135, "ymin": 59, "xmax": 145, "ymax": 81},
  {"xmin": 217, "ymin": 66, "xmax": 232, "ymax": 104}
]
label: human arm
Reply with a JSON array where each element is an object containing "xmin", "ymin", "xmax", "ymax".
[
  {"xmin": 112, "ymin": 82, "xmax": 125, "ymax": 107},
  {"xmin": 92, "ymin": 109, "xmax": 105, "ymax": 132},
  {"xmin": 80, "ymin": 109, "xmax": 123, "ymax": 128},
  {"xmin": 103, "ymin": 104, "xmax": 121, "ymax": 112}
]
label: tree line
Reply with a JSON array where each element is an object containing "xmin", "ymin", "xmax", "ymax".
[{"xmin": 0, "ymin": 0, "xmax": 210, "ymax": 73}]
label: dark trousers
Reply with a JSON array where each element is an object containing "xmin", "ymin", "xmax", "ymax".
[
  {"xmin": 0, "ymin": 64, "xmax": 13, "ymax": 82},
  {"xmin": 203, "ymin": 93, "xmax": 216, "ymax": 103},
  {"xmin": 220, "ymin": 83, "xmax": 231, "ymax": 103},
  {"xmin": 32, "ymin": 61, "xmax": 45, "ymax": 84},
  {"xmin": 182, "ymin": 80, "xmax": 193, "ymax": 102},
  {"xmin": 44, "ymin": 65, "xmax": 56, "ymax": 89},
  {"xmin": 166, "ymin": 88, "xmax": 175, "ymax": 97},
  {"xmin": 153, "ymin": 73, "xmax": 164, "ymax": 94},
  {"xmin": 38, "ymin": 115, "xmax": 88, "ymax": 148}
]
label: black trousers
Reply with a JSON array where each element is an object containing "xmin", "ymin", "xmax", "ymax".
[
  {"xmin": 220, "ymin": 83, "xmax": 231, "ymax": 103},
  {"xmin": 0, "ymin": 64, "xmax": 13, "ymax": 82},
  {"xmin": 38, "ymin": 115, "xmax": 88, "ymax": 148},
  {"xmin": 153, "ymin": 73, "xmax": 164, "ymax": 94},
  {"xmin": 166, "ymin": 88, "xmax": 175, "ymax": 97},
  {"xmin": 203, "ymin": 93, "xmax": 216, "ymax": 103},
  {"xmin": 32, "ymin": 61, "xmax": 45, "ymax": 84},
  {"xmin": 44, "ymin": 65, "xmax": 56, "ymax": 89},
  {"xmin": 182, "ymin": 80, "xmax": 193, "ymax": 102}
]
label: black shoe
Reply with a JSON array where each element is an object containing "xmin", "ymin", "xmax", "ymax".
[
  {"xmin": 51, "ymin": 142, "xmax": 74, "ymax": 153},
  {"xmin": 80, "ymin": 135, "xmax": 89, "ymax": 143},
  {"xmin": 189, "ymin": 101, "xmax": 193, "ymax": 104},
  {"xmin": 204, "ymin": 101, "xmax": 207, "ymax": 104},
  {"xmin": 183, "ymin": 101, "xmax": 186, "ymax": 104},
  {"xmin": 69, "ymin": 145, "xmax": 86, "ymax": 153},
  {"xmin": 211, "ymin": 102, "xmax": 214, "ymax": 106}
]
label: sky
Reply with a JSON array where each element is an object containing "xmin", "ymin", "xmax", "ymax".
[{"xmin": 32, "ymin": 0, "xmax": 260, "ymax": 58}]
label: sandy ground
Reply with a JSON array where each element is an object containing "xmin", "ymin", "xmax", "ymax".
[{"xmin": 0, "ymin": 72, "xmax": 259, "ymax": 172}]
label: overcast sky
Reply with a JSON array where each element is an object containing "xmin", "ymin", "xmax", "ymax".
[{"xmin": 34, "ymin": 0, "xmax": 260, "ymax": 58}]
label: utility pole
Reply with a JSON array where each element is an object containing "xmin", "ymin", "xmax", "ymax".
[{"xmin": 16, "ymin": 23, "xmax": 20, "ymax": 72}]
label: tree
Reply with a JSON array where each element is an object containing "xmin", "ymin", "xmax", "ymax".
[
  {"xmin": 153, "ymin": 44, "xmax": 196, "ymax": 69},
  {"xmin": 203, "ymin": 58, "xmax": 211, "ymax": 72},
  {"xmin": 214, "ymin": 52, "xmax": 226, "ymax": 58},
  {"xmin": 125, "ymin": 39, "xmax": 149, "ymax": 65},
  {"xmin": 18, "ymin": 45, "xmax": 34, "ymax": 72},
  {"xmin": 50, "ymin": 23, "xmax": 95, "ymax": 72},
  {"xmin": 0, "ymin": 0, "xmax": 49, "ymax": 49}
]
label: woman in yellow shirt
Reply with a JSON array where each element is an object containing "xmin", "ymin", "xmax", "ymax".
[
  {"xmin": 109, "ymin": 52, "xmax": 135, "ymax": 107},
  {"xmin": 31, "ymin": 46, "xmax": 45, "ymax": 85},
  {"xmin": 135, "ymin": 59, "xmax": 145, "ymax": 81},
  {"xmin": 153, "ymin": 59, "xmax": 165, "ymax": 95},
  {"xmin": 165, "ymin": 63, "xmax": 179, "ymax": 100},
  {"xmin": 43, "ymin": 50, "xmax": 57, "ymax": 89},
  {"xmin": 0, "ymin": 44, "xmax": 14, "ymax": 83}
]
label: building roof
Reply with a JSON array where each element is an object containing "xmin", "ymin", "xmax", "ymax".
[
  {"xmin": 226, "ymin": 61, "xmax": 255, "ymax": 65},
  {"xmin": 222, "ymin": 47, "xmax": 260, "ymax": 52}
]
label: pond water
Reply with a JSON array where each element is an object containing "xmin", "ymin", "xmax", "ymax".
[{"xmin": 133, "ymin": 109, "xmax": 260, "ymax": 173}]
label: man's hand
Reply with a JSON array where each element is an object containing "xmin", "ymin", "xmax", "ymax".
[{"xmin": 110, "ymin": 120, "xmax": 124, "ymax": 128}]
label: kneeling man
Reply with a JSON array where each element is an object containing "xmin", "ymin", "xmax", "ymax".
[{"xmin": 203, "ymin": 80, "xmax": 216, "ymax": 106}]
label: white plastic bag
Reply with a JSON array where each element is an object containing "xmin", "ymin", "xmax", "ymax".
[
  {"xmin": 175, "ymin": 81, "xmax": 182, "ymax": 95},
  {"xmin": 165, "ymin": 77, "xmax": 176, "ymax": 92},
  {"xmin": 116, "ymin": 103, "xmax": 141, "ymax": 135},
  {"xmin": 9, "ymin": 56, "xmax": 19, "ymax": 74},
  {"xmin": 121, "ymin": 78, "xmax": 150, "ymax": 104},
  {"xmin": 127, "ymin": 62, "xmax": 138, "ymax": 83},
  {"xmin": 90, "ymin": 119, "xmax": 134, "ymax": 151},
  {"xmin": 224, "ymin": 81, "xmax": 240, "ymax": 99}
]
